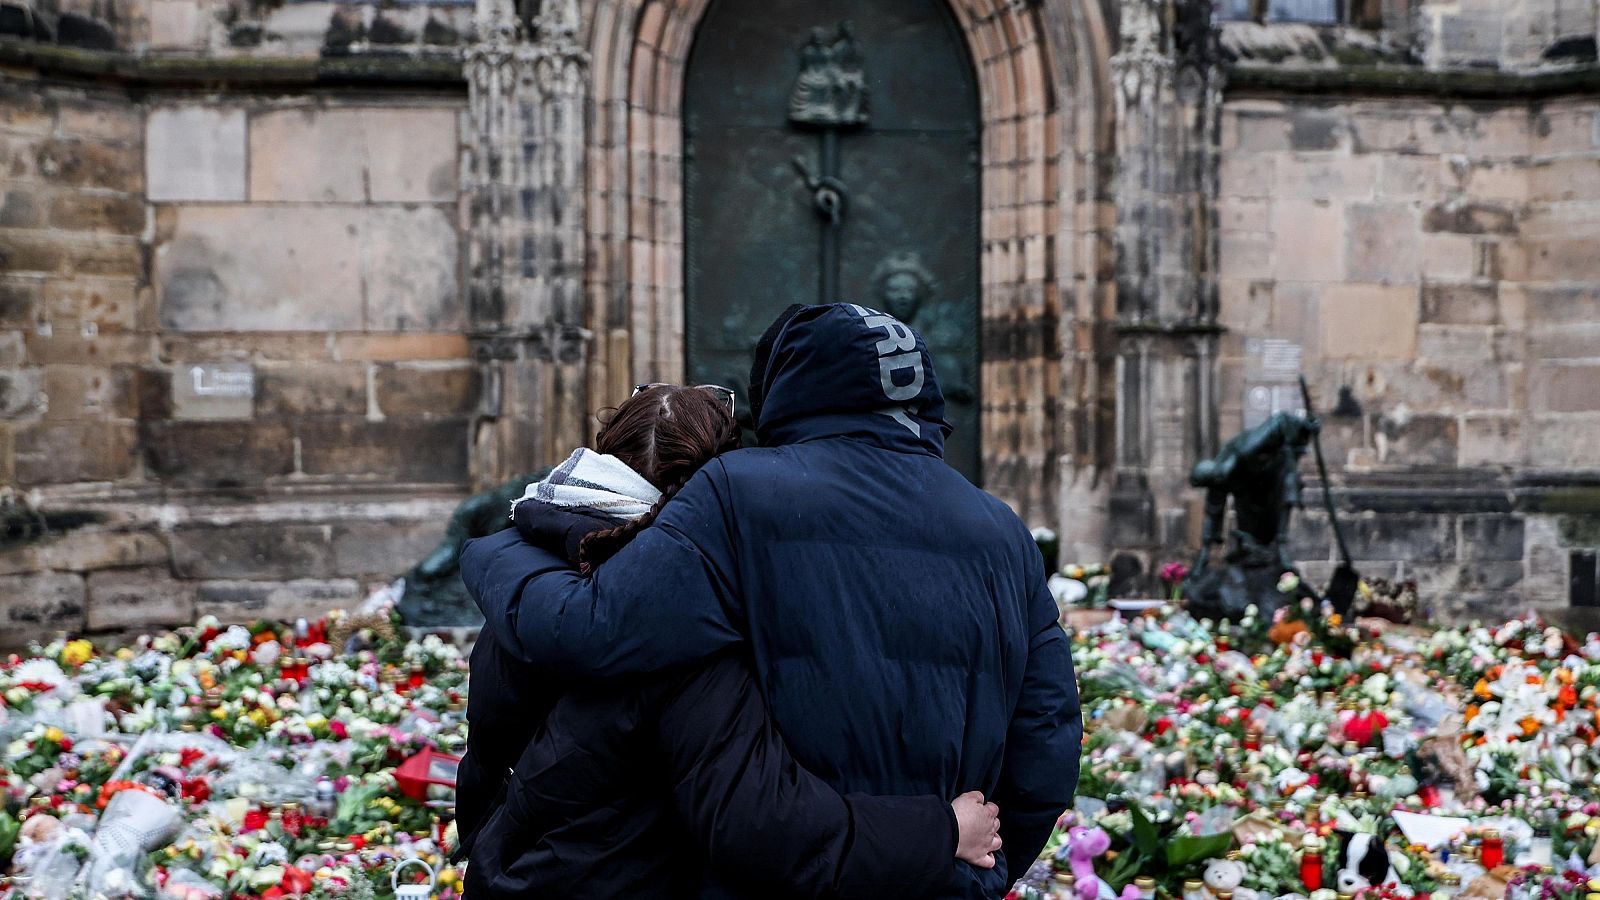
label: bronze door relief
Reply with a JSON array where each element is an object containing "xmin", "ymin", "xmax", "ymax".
[{"xmin": 684, "ymin": 0, "xmax": 981, "ymax": 479}]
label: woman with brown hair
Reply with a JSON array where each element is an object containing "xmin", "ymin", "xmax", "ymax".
[{"xmin": 458, "ymin": 383, "xmax": 1003, "ymax": 899}]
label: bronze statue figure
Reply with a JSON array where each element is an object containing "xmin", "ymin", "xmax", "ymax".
[
  {"xmin": 397, "ymin": 471, "xmax": 548, "ymax": 626},
  {"xmin": 1183, "ymin": 410, "xmax": 1320, "ymax": 621},
  {"xmin": 788, "ymin": 22, "xmax": 869, "ymax": 128}
]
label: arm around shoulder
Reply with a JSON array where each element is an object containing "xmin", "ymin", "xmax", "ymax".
[{"xmin": 457, "ymin": 468, "xmax": 746, "ymax": 678}]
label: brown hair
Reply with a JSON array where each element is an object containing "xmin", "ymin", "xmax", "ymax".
[{"xmin": 577, "ymin": 385, "xmax": 740, "ymax": 570}]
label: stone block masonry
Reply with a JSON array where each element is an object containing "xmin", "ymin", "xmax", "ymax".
[
  {"xmin": 4, "ymin": 0, "xmax": 1600, "ymax": 632},
  {"xmin": 1218, "ymin": 89, "xmax": 1600, "ymax": 615},
  {"xmin": 0, "ymin": 496, "xmax": 462, "ymax": 650},
  {"xmin": 0, "ymin": 82, "xmax": 479, "ymax": 646},
  {"xmin": 1, "ymin": 86, "xmax": 475, "ymax": 493}
]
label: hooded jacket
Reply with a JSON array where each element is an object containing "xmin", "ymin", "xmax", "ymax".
[
  {"xmin": 461, "ymin": 302, "xmax": 1082, "ymax": 896},
  {"xmin": 462, "ymin": 466, "xmax": 964, "ymax": 900}
]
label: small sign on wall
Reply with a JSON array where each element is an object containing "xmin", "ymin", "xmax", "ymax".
[
  {"xmin": 173, "ymin": 363, "xmax": 255, "ymax": 420},
  {"xmin": 1243, "ymin": 338, "xmax": 1304, "ymax": 430}
]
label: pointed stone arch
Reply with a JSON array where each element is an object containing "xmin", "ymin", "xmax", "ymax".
[{"xmin": 580, "ymin": 0, "xmax": 1115, "ymax": 524}]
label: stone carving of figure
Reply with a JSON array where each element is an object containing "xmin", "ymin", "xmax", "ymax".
[
  {"xmin": 788, "ymin": 22, "xmax": 869, "ymax": 128},
  {"xmin": 872, "ymin": 252, "xmax": 973, "ymax": 403},
  {"xmin": 1183, "ymin": 410, "xmax": 1320, "ymax": 620},
  {"xmin": 831, "ymin": 22, "xmax": 867, "ymax": 124}
]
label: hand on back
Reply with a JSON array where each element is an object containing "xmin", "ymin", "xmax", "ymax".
[{"xmin": 951, "ymin": 791, "xmax": 1001, "ymax": 869}]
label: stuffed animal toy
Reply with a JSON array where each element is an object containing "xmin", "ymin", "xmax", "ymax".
[
  {"xmin": 1334, "ymin": 831, "xmax": 1405, "ymax": 895},
  {"xmin": 1202, "ymin": 857, "xmax": 1256, "ymax": 900},
  {"xmin": 1063, "ymin": 826, "xmax": 1142, "ymax": 900}
]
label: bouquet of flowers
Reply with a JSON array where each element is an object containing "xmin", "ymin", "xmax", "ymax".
[
  {"xmin": 0, "ymin": 600, "xmax": 469, "ymax": 900},
  {"xmin": 1011, "ymin": 599, "xmax": 1600, "ymax": 900}
]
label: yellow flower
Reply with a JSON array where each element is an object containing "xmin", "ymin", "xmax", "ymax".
[
  {"xmin": 61, "ymin": 639, "xmax": 93, "ymax": 667},
  {"xmin": 439, "ymin": 868, "xmax": 459, "ymax": 886},
  {"xmin": 43, "ymin": 726, "xmax": 65, "ymax": 744}
]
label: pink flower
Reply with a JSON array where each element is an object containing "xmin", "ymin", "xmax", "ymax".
[
  {"xmin": 329, "ymin": 721, "xmax": 348, "ymax": 739},
  {"xmin": 1159, "ymin": 562, "xmax": 1190, "ymax": 584}
]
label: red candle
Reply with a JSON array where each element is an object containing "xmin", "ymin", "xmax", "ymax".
[
  {"xmin": 1480, "ymin": 830, "xmax": 1503, "ymax": 869},
  {"xmin": 282, "ymin": 802, "xmax": 304, "ymax": 838},
  {"xmin": 1301, "ymin": 836, "xmax": 1324, "ymax": 891}
]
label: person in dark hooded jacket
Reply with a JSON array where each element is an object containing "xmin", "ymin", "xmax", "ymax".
[
  {"xmin": 458, "ymin": 383, "xmax": 1005, "ymax": 899},
  {"xmin": 461, "ymin": 303, "xmax": 1082, "ymax": 896}
]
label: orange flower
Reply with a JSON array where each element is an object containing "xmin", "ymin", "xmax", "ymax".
[
  {"xmin": 1464, "ymin": 704, "xmax": 1480, "ymax": 724},
  {"xmin": 1269, "ymin": 620, "xmax": 1310, "ymax": 645},
  {"xmin": 1519, "ymin": 716, "xmax": 1541, "ymax": 737},
  {"xmin": 1556, "ymin": 668, "xmax": 1575, "ymax": 685},
  {"xmin": 97, "ymin": 780, "xmax": 157, "ymax": 809},
  {"xmin": 1560, "ymin": 685, "xmax": 1578, "ymax": 708},
  {"xmin": 1474, "ymin": 679, "xmax": 1492, "ymax": 699}
]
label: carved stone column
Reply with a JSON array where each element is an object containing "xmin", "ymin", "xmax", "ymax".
[
  {"xmin": 1108, "ymin": 0, "xmax": 1224, "ymax": 562},
  {"xmin": 464, "ymin": 0, "xmax": 590, "ymax": 488}
]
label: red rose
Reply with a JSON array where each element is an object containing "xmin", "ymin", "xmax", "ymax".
[
  {"xmin": 281, "ymin": 866, "xmax": 314, "ymax": 895},
  {"xmin": 1154, "ymin": 717, "xmax": 1174, "ymax": 736},
  {"xmin": 181, "ymin": 778, "xmax": 211, "ymax": 803},
  {"xmin": 243, "ymin": 809, "xmax": 269, "ymax": 832},
  {"xmin": 329, "ymin": 721, "xmax": 348, "ymax": 740}
]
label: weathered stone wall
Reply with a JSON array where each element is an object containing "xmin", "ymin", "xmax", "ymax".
[
  {"xmin": 1, "ymin": 0, "xmax": 476, "ymax": 57},
  {"xmin": 1215, "ymin": 90, "xmax": 1600, "ymax": 617},
  {"xmin": 1418, "ymin": 0, "xmax": 1599, "ymax": 70},
  {"xmin": 5, "ymin": 0, "xmax": 1600, "ymax": 638},
  {"xmin": 0, "ymin": 81, "xmax": 475, "ymax": 645}
]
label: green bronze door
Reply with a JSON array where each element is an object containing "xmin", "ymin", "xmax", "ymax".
[{"xmin": 683, "ymin": 0, "xmax": 981, "ymax": 480}]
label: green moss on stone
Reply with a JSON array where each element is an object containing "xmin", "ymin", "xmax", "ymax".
[
  {"xmin": 0, "ymin": 39, "xmax": 465, "ymax": 87},
  {"xmin": 1560, "ymin": 513, "xmax": 1600, "ymax": 545}
]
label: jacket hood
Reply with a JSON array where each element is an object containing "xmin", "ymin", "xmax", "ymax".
[{"xmin": 752, "ymin": 303, "xmax": 950, "ymax": 456}]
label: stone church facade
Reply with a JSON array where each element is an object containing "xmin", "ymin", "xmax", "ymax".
[{"xmin": 1, "ymin": 0, "xmax": 1598, "ymax": 636}]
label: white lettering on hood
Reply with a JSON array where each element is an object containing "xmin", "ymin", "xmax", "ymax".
[{"xmin": 847, "ymin": 304, "xmax": 923, "ymax": 436}]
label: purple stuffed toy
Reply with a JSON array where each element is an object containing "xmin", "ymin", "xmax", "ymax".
[{"xmin": 1065, "ymin": 825, "xmax": 1142, "ymax": 900}]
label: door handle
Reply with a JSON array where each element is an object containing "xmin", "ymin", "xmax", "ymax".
[{"xmin": 791, "ymin": 156, "xmax": 847, "ymax": 226}]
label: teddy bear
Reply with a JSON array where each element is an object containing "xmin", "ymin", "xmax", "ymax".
[{"xmin": 1202, "ymin": 857, "xmax": 1259, "ymax": 900}]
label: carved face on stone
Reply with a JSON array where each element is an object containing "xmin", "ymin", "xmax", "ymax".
[
  {"xmin": 882, "ymin": 272, "xmax": 924, "ymax": 321},
  {"xmin": 872, "ymin": 253, "xmax": 936, "ymax": 324}
]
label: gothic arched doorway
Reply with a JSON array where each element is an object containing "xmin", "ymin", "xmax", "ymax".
[{"xmin": 682, "ymin": 0, "xmax": 982, "ymax": 479}]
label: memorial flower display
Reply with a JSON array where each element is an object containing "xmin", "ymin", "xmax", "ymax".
[
  {"xmin": 3, "ymin": 578, "xmax": 1600, "ymax": 899},
  {"xmin": 1012, "ymin": 582, "xmax": 1600, "ymax": 900},
  {"xmin": 0, "ymin": 605, "xmax": 467, "ymax": 900}
]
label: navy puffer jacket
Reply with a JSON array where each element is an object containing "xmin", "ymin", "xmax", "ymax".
[{"xmin": 462, "ymin": 302, "xmax": 1082, "ymax": 897}]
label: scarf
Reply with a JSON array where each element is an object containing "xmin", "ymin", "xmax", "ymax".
[{"xmin": 510, "ymin": 448, "xmax": 661, "ymax": 521}]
